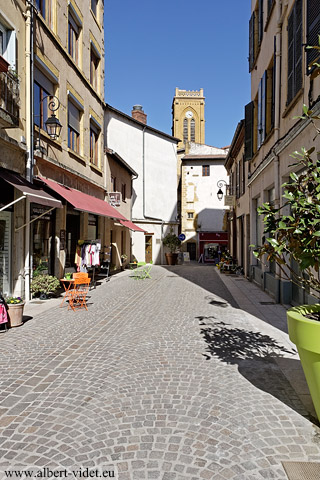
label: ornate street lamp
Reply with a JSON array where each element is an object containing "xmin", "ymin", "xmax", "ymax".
[
  {"xmin": 43, "ymin": 96, "xmax": 62, "ymax": 140},
  {"xmin": 217, "ymin": 179, "xmax": 228, "ymax": 201},
  {"xmin": 36, "ymin": 95, "xmax": 62, "ymax": 142}
]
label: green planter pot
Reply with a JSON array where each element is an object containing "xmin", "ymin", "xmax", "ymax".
[{"xmin": 287, "ymin": 304, "xmax": 320, "ymax": 420}]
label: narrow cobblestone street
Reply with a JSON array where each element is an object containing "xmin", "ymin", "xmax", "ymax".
[{"xmin": 1, "ymin": 265, "xmax": 320, "ymax": 480}]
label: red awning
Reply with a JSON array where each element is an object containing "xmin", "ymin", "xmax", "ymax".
[
  {"xmin": 40, "ymin": 177, "xmax": 127, "ymax": 220},
  {"xmin": 119, "ymin": 219, "xmax": 146, "ymax": 232},
  {"xmin": 0, "ymin": 170, "xmax": 62, "ymax": 208}
]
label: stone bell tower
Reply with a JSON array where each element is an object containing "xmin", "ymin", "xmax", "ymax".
[{"xmin": 172, "ymin": 87, "xmax": 205, "ymax": 151}]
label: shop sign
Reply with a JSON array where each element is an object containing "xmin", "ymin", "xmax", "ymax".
[
  {"xmin": 60, "ymin": 229, "xmax": 66, "ymax": 251},
  {"xmin": 224, "ymin": 195, "xmax": 236, "ymax": 207},
  {"xmin": 31, "ymin": 205, "xmax": 52, "ymax": 220},
  {"xmin": 108, "ymin": 192, "xmax": 121, "ymax": 207}
]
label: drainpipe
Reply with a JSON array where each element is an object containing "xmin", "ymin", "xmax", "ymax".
[
  {"xmin": 273, "ymin": 0, "xmax": 286, "ymax": 302},
  {"xmin": 24, "ymin": 1, "xmax": 34, "ymax": 301}
]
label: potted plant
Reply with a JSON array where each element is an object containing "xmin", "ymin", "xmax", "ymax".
[
  {"xmin": 252, "ymin": 104, "xmax": 320, "ymax": 420},
  {"xmin": 5, "ymin": 296, "xmax": 24, "ymax": 327},
  {"xmin": 163, "ymin": 228, "xmax": 181, "ymax": 265},
  {"xmin": 31, "ymin": 274, "xmax": 60, "ymax": 300}
]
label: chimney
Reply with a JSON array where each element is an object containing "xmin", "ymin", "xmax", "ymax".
[{"xmin": 131, "ymin": 105, "xmax": 147, "ymax": 125}]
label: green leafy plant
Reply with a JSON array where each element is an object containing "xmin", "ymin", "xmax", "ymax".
[
  {"xmin": 6, "ymin": 296, "xmax": 23, "ymax": 304},
  {"xmin": 252, "ymin": 105, "xmax": 320, "ymax": 297},
  {"xmin": 33, "ymin": 263, "xmax": 48, "ymax": 277},
  {"xmin": 163, "ymin": 228, "xmax": 181, "ymax": 253},
  {"xmin": 120, "ymin": 254, "xmax": 128, "ymax": 262},
  {"xmin": 31, "ymin": 275, "xmax": 60, "ymax": 295}
]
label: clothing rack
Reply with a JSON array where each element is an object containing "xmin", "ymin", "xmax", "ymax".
[{"xmin": 76, "ymin": 240, "xmax": 101, "ymax": 289}]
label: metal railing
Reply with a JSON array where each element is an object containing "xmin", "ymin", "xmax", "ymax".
[{"xmin": 0, "ymin": 70, "xmax": 19, "ymax": 124}]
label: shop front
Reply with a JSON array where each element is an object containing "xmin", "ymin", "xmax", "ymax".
[
  {"xmin": 0, "ymin": 169, "xmax": 62, "ymax": 297},
  {"xmin": 198, "ymin": 232, "xmax": 229, "ymax": 263}
]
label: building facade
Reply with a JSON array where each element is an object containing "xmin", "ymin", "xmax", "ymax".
[
  {"xmin": 245, "ymin": 0, "xmax": 320, "ymax": 303},
  {"xmin": 105, "ymin": 104, "xmax": 179, "ymax": 264},
  {"xmin": 225, "ymin": 120, "xmax": 252, "ymax": 277},
  {"xmin": 0, "ymin": 0, "xmax": 27, "ymax": 297},
  {"xmin": 180, "ymin": 143, "xmax": 229, "ymax": 262}
]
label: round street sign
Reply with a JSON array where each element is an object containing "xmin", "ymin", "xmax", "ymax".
[{"xmin": 178, "ymin": 233, "xmax": 186, "ymax": 241}]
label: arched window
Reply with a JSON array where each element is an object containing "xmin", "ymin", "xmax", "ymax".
[
  {"xmin": 183, "ymin": 118, "xmax": 188, "ymax": 144},
  {"xmin": 190, "ymin": 118, "xmax": 195, "ymax": 142}
]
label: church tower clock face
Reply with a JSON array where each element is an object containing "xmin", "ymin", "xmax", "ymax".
[{"xmin": 186, "ymin": 111, "xmax": 193, "ymax": 118}]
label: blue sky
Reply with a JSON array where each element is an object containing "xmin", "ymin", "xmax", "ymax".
[{"xmin": 104, "ymin": 1, "xmax": 251, "ymax": 148}]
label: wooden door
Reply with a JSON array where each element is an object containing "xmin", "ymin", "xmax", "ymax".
[{"xmin": 145, "ymin": 236, "xmax": 152, "ymax": 263}]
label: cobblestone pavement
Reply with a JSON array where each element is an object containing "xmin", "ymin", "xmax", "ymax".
[{"xmin": 1, "ymin": 264, "xmax": 320, "ymax": 480}]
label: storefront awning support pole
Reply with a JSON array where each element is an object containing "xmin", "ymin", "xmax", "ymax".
[
  {"xmin": 15, "ymin": 207, "xmax": 55, "ymax": 232},
  {"xmin": 0, "ymin": 195, "xmax": 26, "ymax": 212}
]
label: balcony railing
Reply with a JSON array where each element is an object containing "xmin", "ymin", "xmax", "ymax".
[{"xmin": 0, "ymin": 70, "xmax": 19, "ymax": 127}]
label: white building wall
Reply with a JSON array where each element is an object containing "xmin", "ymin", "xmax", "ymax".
[
  {"xmin": 183, "ymin": 160, "xmax": 228, "ymax": 232},
  {"xmin": 105, "ymin": 109, "xmax": 178, "ymax": 264}
]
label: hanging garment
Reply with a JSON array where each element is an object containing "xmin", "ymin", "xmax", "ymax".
[
  {"xmin": 93, "ymin": 242, "xmax": 101, "ymax": 266},
  {"xmin": 0, "ymin": 304, "xmax": 8, "ymax": 324}
]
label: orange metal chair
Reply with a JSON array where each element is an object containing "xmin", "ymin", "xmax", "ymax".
[
  {"xmin": 68, "ymin": 278, "xmax": 90, "ymax": 311},
  {"xmin": 72, "ymin": 272, "xmax": 89, "ymax": 279}
]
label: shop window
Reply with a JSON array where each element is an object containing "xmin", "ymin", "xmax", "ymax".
[
  {"xmin": 0, "ymin": 211, "xmax": 11, "ymax": 296},
  {"xmin": 287, "ymin": 0, "xmax": 302, "ymax": 105},
  {"xmin": 68, "ymin": 100, "xmax": 81, "ymax": 154},
  {"xmin": 31, "ymin": 205, "xmax": 54, "ymax": 276},
  {"xmin": 202, "ymin": 165, "xmax": 210, "ymax": 176},
  {"xmin": 88, "ymin": 214, "xmax": 98, "ymax": 240},
  {"xmin": 68, "ymin": 8, "xmax": 81, "ymax": 65},
  {"xmin": 90, "ymin": 122, "xmax": 99, "ymax": 166},
  {"xmin": 121, "ymin": 183, "xmax": 126, "ymax": 202}
]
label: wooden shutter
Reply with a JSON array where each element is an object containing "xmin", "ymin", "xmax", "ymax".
[
  {"xmin": 307, "ymin": 0, "xmax": 320, "ymax": 73},
  {"xmin": 287, "ymin": 8, "xmax": 294, "ymax": 104},
  {"xmin": 257, "ymin": 73, "xmax": 266, "ymax": 148},
  {"xmin": 295, "ymin": 0, "xmax": 303, "ymax": 94},
  {"xmin": 258, "ymin": 0, "xmax": 264, "ymax": 45},
  {"xmin": 271, "ymin": 36, "xmax": 276, "ymax": 129},
  {"xmin": 244, "ymin": 101, "xmax": 254, "ymax": 161},
  {"xmin": 249, "ymin": 12, "xmax": 255, "ymax": 72},
  {"xmin": 68, "ymin": 101, "xmax": 80, "ymax": 133}
]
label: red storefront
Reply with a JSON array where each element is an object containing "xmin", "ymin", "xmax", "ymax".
[{"xmin": 198, "ymin": 232, "xmax": 229, "ymax": 263}]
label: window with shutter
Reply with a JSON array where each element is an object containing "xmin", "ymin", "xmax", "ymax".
[
  {"xmin": 68, "ymin": 101, "xmax": 81, "ymax": 153},
  {"xmin": 244, "ymin": 101, "xmax": 254, "ymax": 161},
  {"xmin": 287, "ymin": 0, "xmax": 303, "ymax": 105},
  {"xmin": 257, "ymin": 72, "xmax": 266, "ymax": 148},
  {"xmin": 249, "ymin": 12, "xmax": 255, "ymax": 72},
  {"xmin": 267, "ymin": 0, "xmax": 274, "ymax": 15},
  {"xmin": 307, "ymin": 0, "xmax": 320, "ymax": 74},
  {"xmin": 258, "ymin": 0, "xmax": 263, "ymax": 45}
]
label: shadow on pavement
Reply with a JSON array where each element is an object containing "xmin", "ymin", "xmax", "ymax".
[
  {"xmin": 162, "ymin": 264, "xmax": 239, "ymax": 308},
  {"xmin": 196, "ymin": 315, "xmax": 314, "ymax": 420}
]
